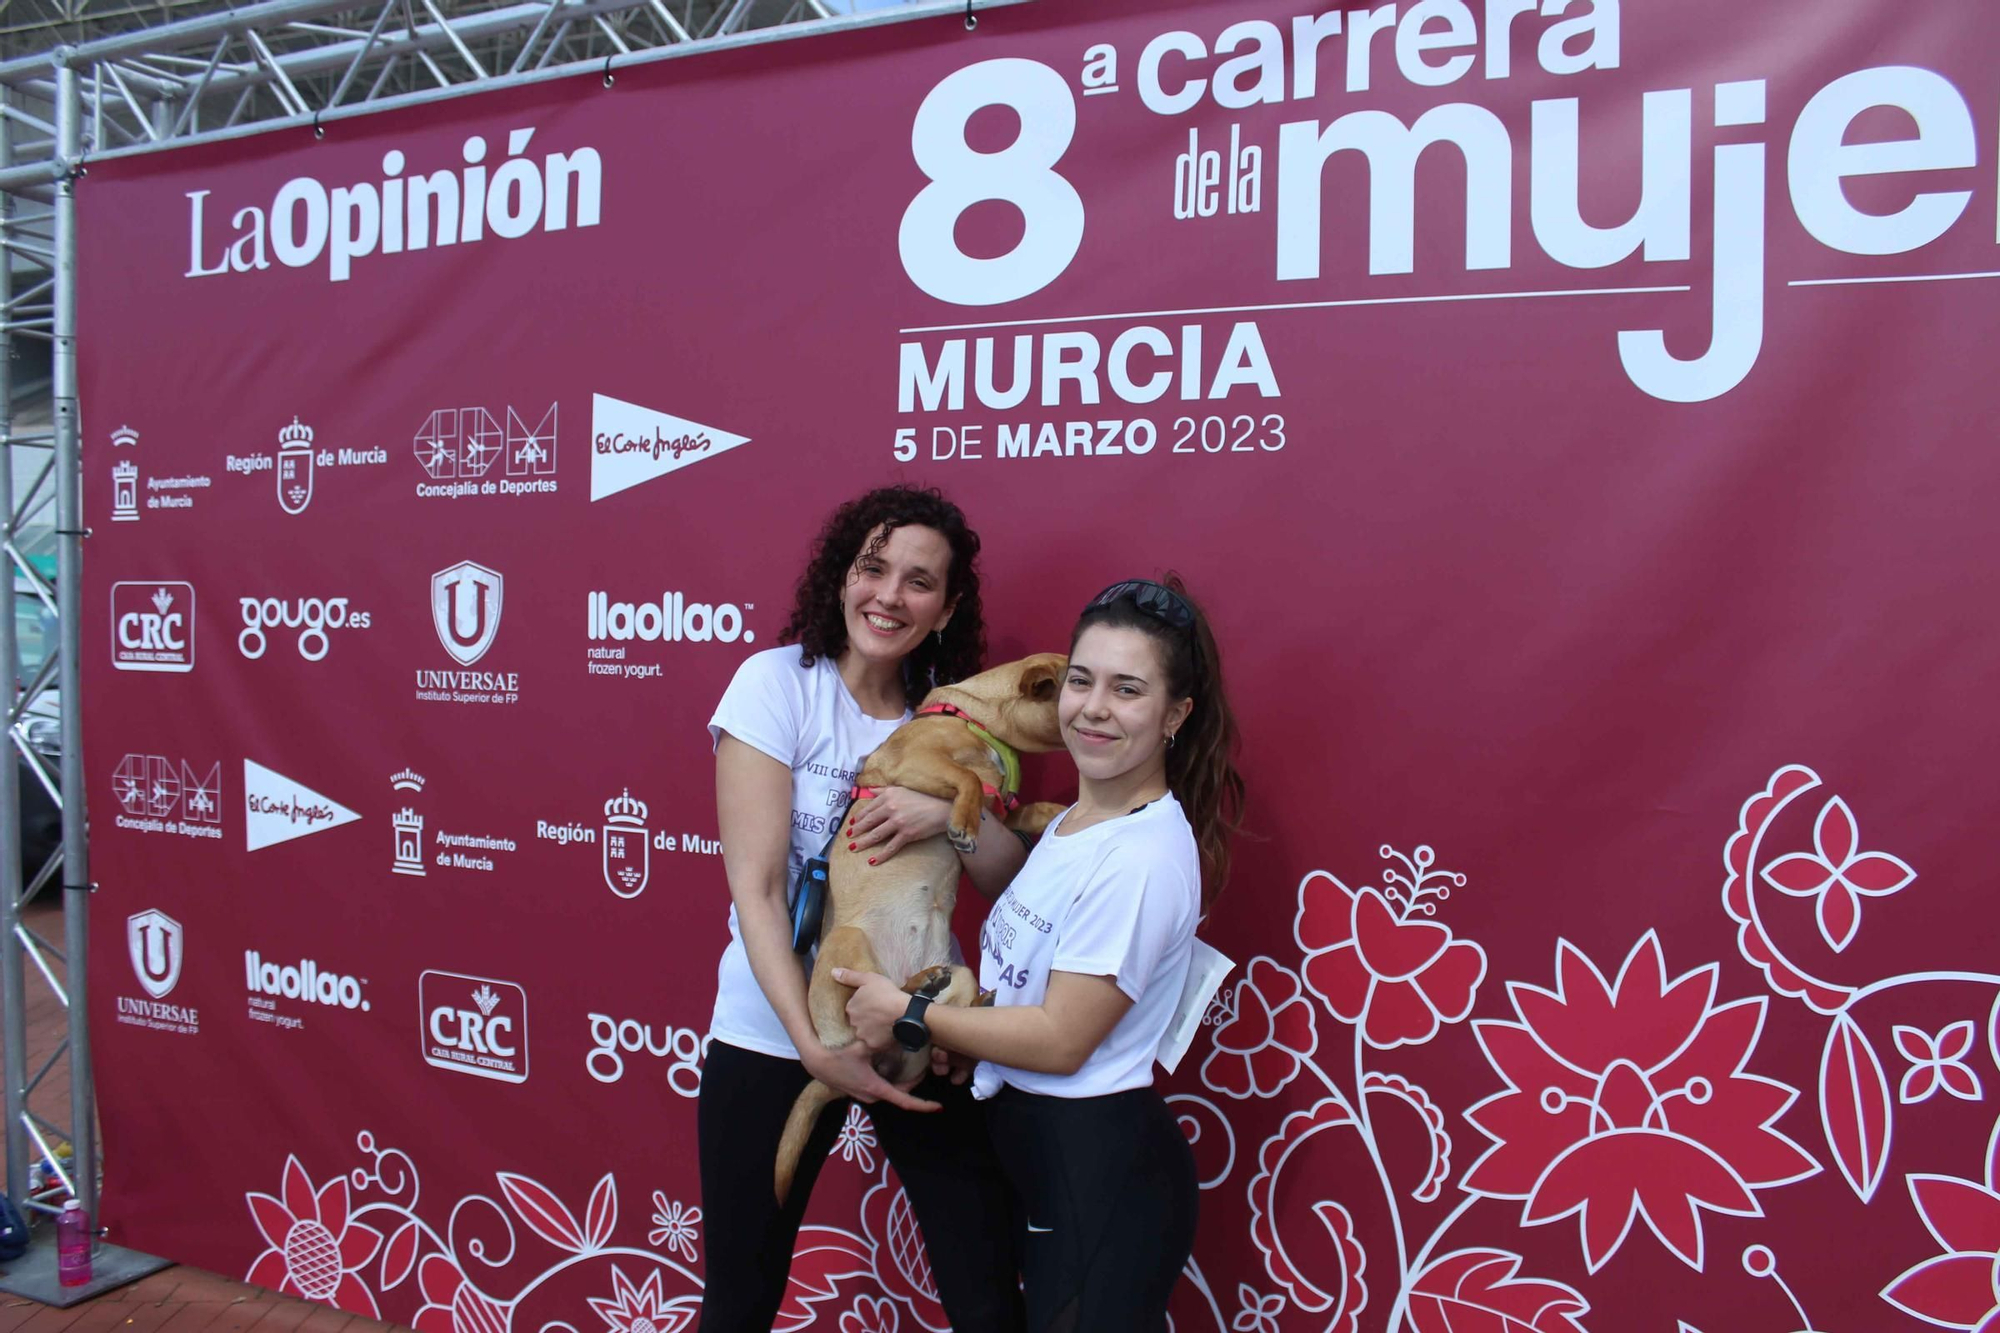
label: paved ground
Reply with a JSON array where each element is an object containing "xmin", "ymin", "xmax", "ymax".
[
  {"xmin": 0, "ymin": 1264, "xmax": 410, "ymax": 1333},
  {"xmin": 0, "ymin": 896, "xmax": 404, "ymax": 1333}
]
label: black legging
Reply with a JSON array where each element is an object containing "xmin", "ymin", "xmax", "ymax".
[
  {"xmin": 983, "ymin": 1084, "xmax": 1197, "ymax": 1333},
  {"xmin": 695, "ymin": 1040, "xmax": 1025, "ymax": 1333}
]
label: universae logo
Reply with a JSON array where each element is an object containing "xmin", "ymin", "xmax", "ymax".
[
  {"xmin": 127, "ymin": 909, "xmax": 184, "ymax": 999},
  {"xmin": 431, "ymin": 561, "xmax": 503, "ymax": 666}
]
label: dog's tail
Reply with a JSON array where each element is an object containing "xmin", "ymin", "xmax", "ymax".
[{"xmin": 775, "ymin": 1078, "xmax": 844, "ymax": 1204}]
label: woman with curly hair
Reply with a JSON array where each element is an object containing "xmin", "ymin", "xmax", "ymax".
[{"xmin": 697, "ymin": 485, "xmax": 1025, "ymax": 1333}]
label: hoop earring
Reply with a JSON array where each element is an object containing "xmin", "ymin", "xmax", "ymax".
[
  {"xmin": 1166, "ymin": 731, "xmax": 1177, "ymax": 748},
  {"xmin": 933, "ymin": 629, "xmax": 943, "ymax": 647}
]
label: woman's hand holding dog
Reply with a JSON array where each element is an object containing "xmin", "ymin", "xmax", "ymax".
[
  {"xmin": 930, "ymin": 1044, "xmax": 975, "ymax": 1085},
  {"xmin": 803, "ymin": 1030, "xmax": 939, "ymax": 1112},
  {"xmin": 844, "ymin": 787, "xmax": 953, "ymax": 863},
  {"xmin": 833, "ymin": 968, "xmax": 913, "ymax": 1052}
]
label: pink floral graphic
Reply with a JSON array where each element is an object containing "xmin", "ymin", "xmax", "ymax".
[
  {"xmin": 1723, "ymin": 766, "xmax": 1854, "ymax": 1013},
  {"xmin": 1232, "ymin": 1284, "xmax": 1284, "ymax": 1333},
  {"xmin": 1463, "ymin": 933, "xmax": 1819, "ymax": 1272},
  {"xmin": 1246, "ymin": 1099, "xmax": 1367, "ymax": 1329},
  {"xmin": 412, "ymin": 1253, "xmax": 510, "ymax": 1333},
  {"xmin": 1761, "ymin": 795, "xmax": 1915, "ymax": 953},
  {"xmin": 1882, "ymin": 1117, "xmax": 2000, "ymax": 1332},
  {"xmin": 860, "ymin": 1173, "xmax": 947, "ymax": 1332},
  {"xmin": 647, "ymin": 1192, "xmax": 701, "ymax": 1263},
  {"xmin": 1894, "ymin": 1021, "xmax": 1984, "ymax": 1105},
  {"xmin": 836, "ymin": 1104, "xmax": 880, "ymax": 1173},
  {"xmin": 1296, "ymin": 852, "xmax": 1486, "ymax": 1050},
  {"xmin": 840, "ymin": 1294, "xmax": 900, "ymax": 1333},
  {"xmin": 245, "ymin": 1155, "xmax": 385, "ymax": 1317},
  {"xmin": 1202, "ymin": 957, "xmax": 1318, "ymax": 1098},
  {"xmin": 586, "ymin": 1265, "xmax": 693, "ymax": 1333},
  {"xmin": 1407, "ymin": 1250, "xmax": 1589, "ymax": 1333}
]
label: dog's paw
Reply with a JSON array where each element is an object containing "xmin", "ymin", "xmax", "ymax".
[
  {"xmin": 946, "ymin": 825, "xmax": 977, "ymax": 854},
  {"xmin": 975, "ymin": 988, "xmax": 997, "ymax": 1007},
  {"xmin": 906, "ymin": 966, "xmax": 954, "ymax": 998}
]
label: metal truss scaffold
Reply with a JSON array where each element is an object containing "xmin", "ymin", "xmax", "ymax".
[{"xmin": 0, "ymin": 0, "xmax": 1014, "ymax": 1254}]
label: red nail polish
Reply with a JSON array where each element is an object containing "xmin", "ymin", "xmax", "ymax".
[
  {"xmin": 868, "ymin": 857, "xmax": 877, "ymax": 865},
  {"xmin": 847, "ymin": 843, "xmax": 856, "ymax": 852}
]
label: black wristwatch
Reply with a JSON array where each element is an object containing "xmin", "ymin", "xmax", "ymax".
[{"xmin": 892, "ymin": 993, "xmax": 935, "ymax": 1052}]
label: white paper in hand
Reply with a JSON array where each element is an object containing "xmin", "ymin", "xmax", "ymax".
[{"xmin": 1156, "ymin": 939, "xmax": 1235, "ymax": 1076}]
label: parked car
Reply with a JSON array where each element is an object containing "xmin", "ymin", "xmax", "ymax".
[{"xmin": 14, "ymin": 575, "xmax": 60, "ymax": 880}]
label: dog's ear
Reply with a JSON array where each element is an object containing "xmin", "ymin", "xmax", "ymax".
[{"xmin": 1019, "ymin": 659, "xmax": 1061, "ymax": 702}]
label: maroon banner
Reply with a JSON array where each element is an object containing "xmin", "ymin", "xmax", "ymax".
[{"xmin": 81, "ymin": 2, "xmax": 2000, "ymax": 1331}]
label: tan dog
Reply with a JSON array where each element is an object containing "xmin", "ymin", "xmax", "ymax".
[{"xmin": 773, "ymin": 653, "xmax": 1069, "ymax": 1202}]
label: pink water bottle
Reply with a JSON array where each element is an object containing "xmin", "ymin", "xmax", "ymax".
[{"xmin": 56, "ymin": 1197, "xmax": 90, "ymax": 1287}]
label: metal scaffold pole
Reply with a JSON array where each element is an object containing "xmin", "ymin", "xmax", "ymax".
[
  {"xmin": 49, "ymin": 56, "xmax": 91, "ymax": 1231},
  {"xmin": 0, "ymin": 82, "xmax": 29, "ymax": 1214}
]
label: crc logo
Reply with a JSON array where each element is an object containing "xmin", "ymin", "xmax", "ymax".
[
  {"xmin": 431, "ymin": 561, "xmax": 503, "ymax": 666},
  {"xmin": 414, "ymin": 405, "xmax": 557, "ymax": 480},
  {"xmin": 127, "ymin": 909, "xmax": 184, "ymax": 1000},
  {"xmin": 238, "ymin": 596, "xmax": 373, "ymax": 661},
  {"xmin": 420, "ymin": 970, "xmax": 527, "ymax": 1083},
  {"xmin": 114, "ymin": 755, "xmax": 222, "ymax": 823},
  {"xmin": 586, "ymin": 1013, "xmax": 708, "ymax": 1093},
  {"xmin": 111, "ymin": 581, "xmax": 195, "ymax": 673}
]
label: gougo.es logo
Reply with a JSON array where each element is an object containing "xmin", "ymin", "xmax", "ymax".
[
  {"xmin": 238, "ymin": 596, "xmax": 373, "ymax": 661},
  {"xmin": 586, "ymin": 1012, "xmax": 707, "ymax": 1094}
]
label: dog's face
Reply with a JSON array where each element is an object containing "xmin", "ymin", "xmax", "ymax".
[
  {"xmin": 935, "ymin": 652, "xmax": 1068, "ymax": 751},
  {"xmin": 999, "ymin": 652, "xmax": 1067, "ymax": 751}
]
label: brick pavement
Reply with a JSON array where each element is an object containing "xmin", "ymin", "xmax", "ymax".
[
  {"xmin": 0, "ymin": 1264, "xmax": 409, "ymax": 1333},
  {"xmin": 1, "ymin": 898, "xmax": 403, "ymax": 1333}
]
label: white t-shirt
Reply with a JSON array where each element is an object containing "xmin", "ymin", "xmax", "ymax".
[
  {"xmin": 706, "ymin": 644, "xmax": 907, "ymax": 1058},
  {"xmin": 971, "ymin": 794, "xmax": 1200, "ymax": 1099}
]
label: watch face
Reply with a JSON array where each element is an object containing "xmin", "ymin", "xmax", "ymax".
[{"xmin": 892, "ymin": 1016, "xmax": 928, "ymax": 1052}]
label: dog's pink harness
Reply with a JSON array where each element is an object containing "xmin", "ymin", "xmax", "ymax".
[{"xmin": 850, "ymin": 702, "xmax": 1021, "ymax": 824}]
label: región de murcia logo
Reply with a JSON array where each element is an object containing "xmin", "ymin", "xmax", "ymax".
[
  {"xmin": 603, "ymin": 790, "xmax": 648, "ymax": 898},
  {"xmin": 536, "ymin": 788, "xmax": 721, "ymax": 895},
  {"xmin": 223, "ymin": 416, "xmax": 388, "ymax": 514}
]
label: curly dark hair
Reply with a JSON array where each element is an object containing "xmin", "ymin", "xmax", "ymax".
[{"xmin": 780, "ymin": 485, "xmax": 986, "ymax": 707}]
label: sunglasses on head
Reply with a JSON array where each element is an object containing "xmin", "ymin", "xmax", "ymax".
[{"xmin": 1085, "ymin": 578, "xmax": 1195, "ymax": 629}]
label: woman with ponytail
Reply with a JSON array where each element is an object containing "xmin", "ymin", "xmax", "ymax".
[{"xmin": 837, "ymin": 574, "xmax": 1245, "ymax": 1331}]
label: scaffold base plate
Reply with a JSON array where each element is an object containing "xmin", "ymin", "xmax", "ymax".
[{"xmin": 0, "ymin": 1233, "xmax": 170, "ymax": 1305}]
